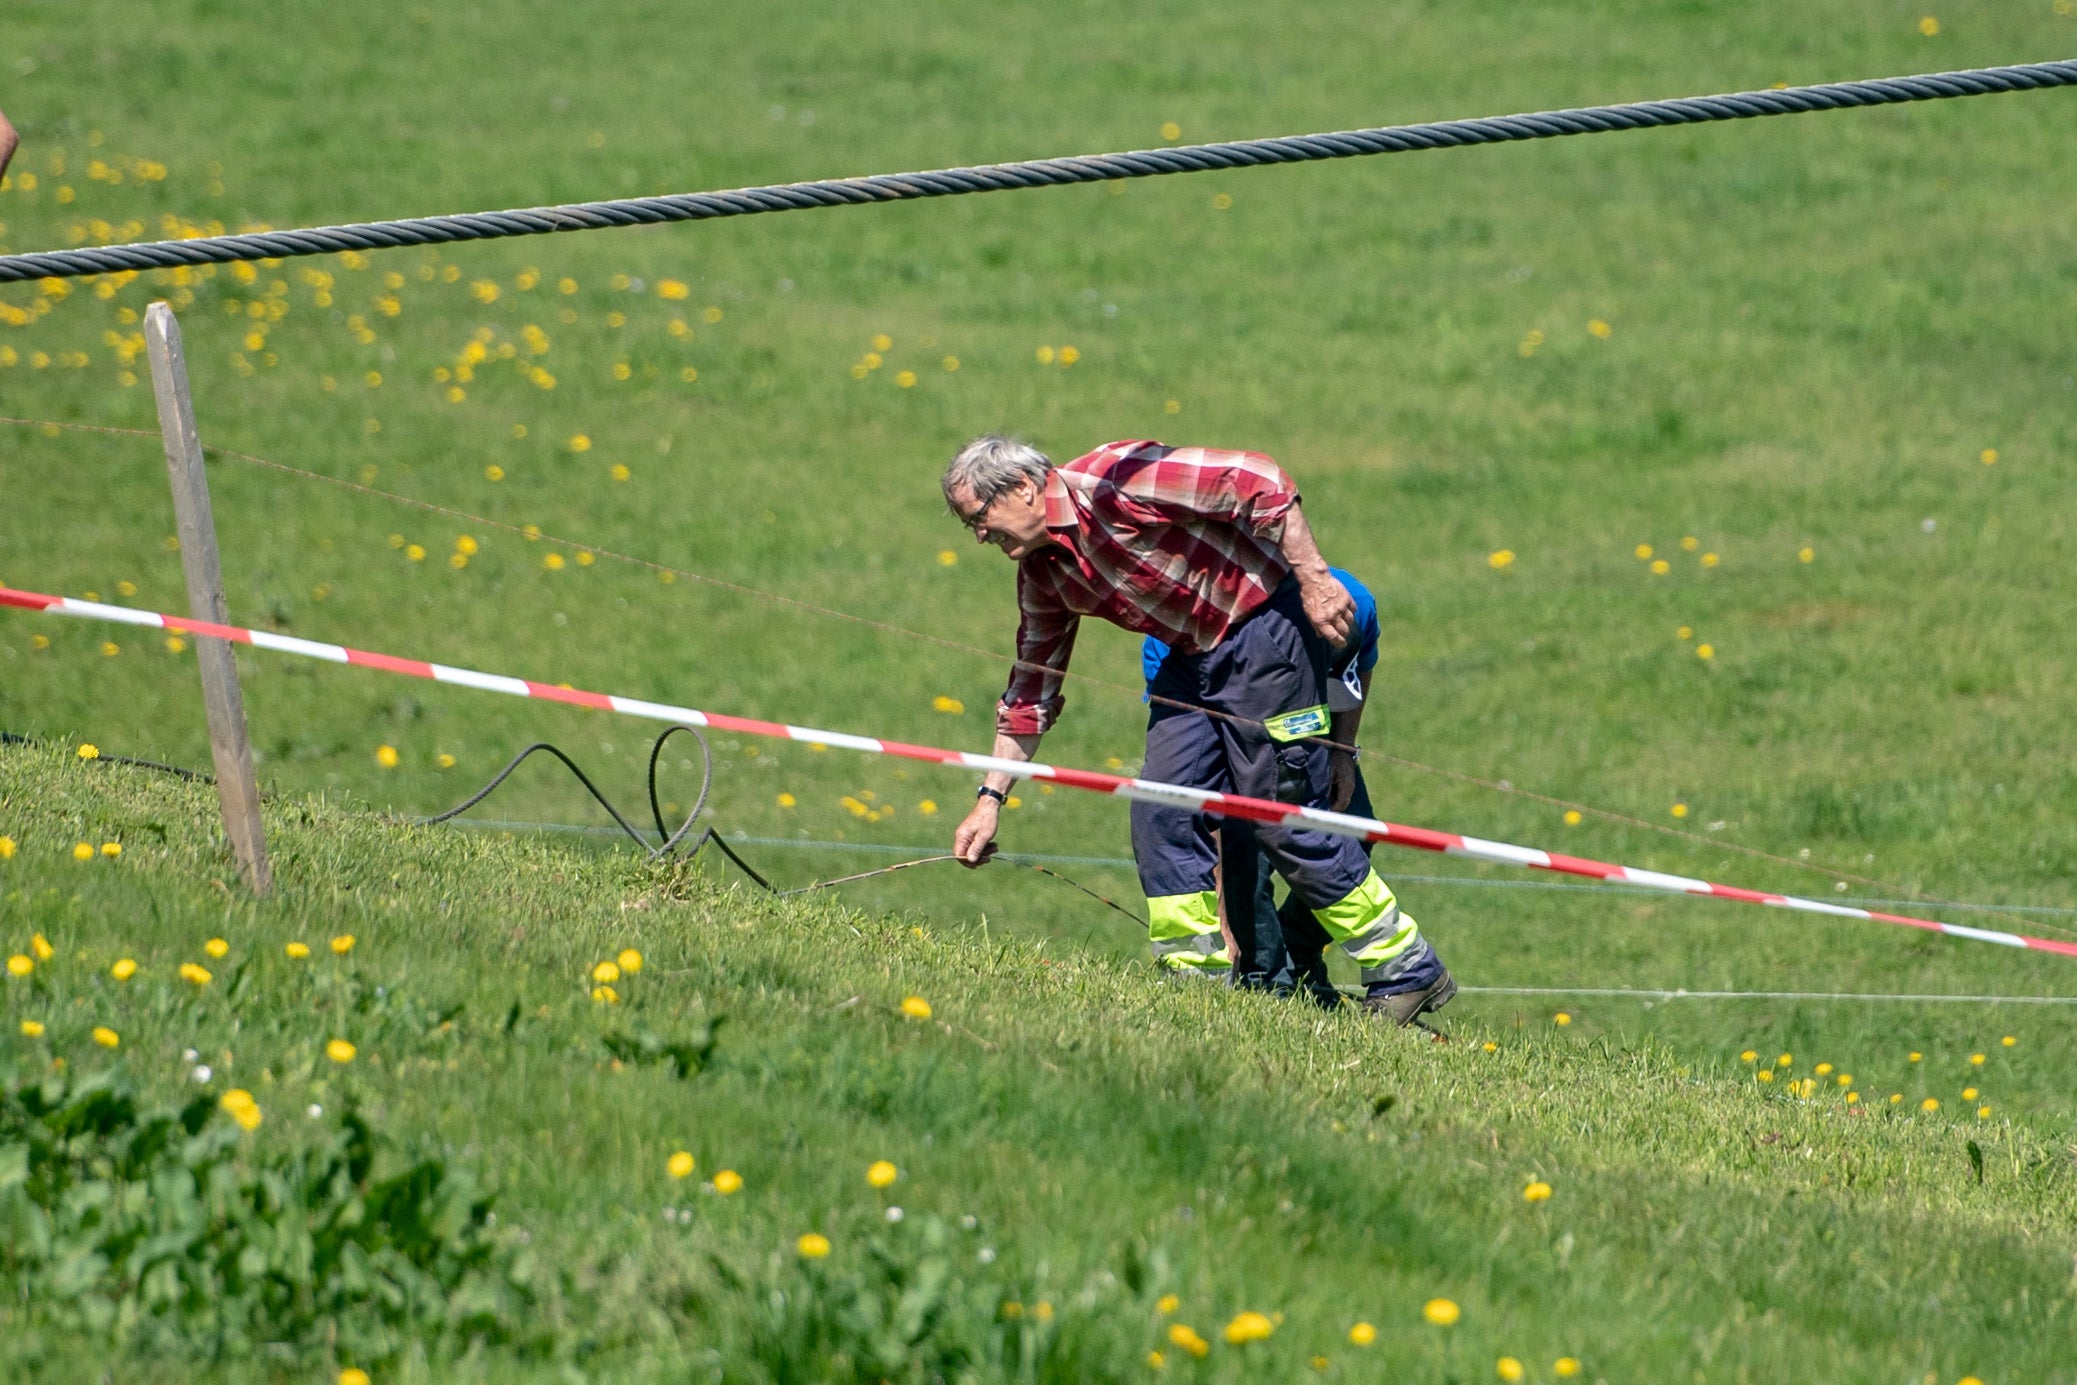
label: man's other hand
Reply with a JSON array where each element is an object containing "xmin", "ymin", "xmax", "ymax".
[
  {"xmin": 1300, "ymin": 573, "xmax": 1355, "ymax": 647},
  {"xmin": 952, "ymin": 799, "xmax": 1001, "ymax": 867},
  {"xmin": 1328, "ymin": 750, "xmax": 1358, "ymax": 811}
]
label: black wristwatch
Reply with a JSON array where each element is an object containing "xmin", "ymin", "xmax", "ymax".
[{"xmin": 976, "ymin": 785, "xmax": 1009, "ymax": 806}]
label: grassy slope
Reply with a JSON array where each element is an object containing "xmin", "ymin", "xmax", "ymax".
[
  {"xmin": 5, "ymin": 743, "xmax": 2076, "ymax": 1383},
  {"xmin": 1, "ymin": 0, "xmax": 2075, "ymax": 1372}
]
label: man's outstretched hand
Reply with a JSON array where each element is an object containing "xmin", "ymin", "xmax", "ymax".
[{"xmin": 952, "ymin": 799, "xmax": 1001, "ymax": 867}]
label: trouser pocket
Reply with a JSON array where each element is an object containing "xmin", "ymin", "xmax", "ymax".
[{"xmin": 1273, "ymin": 744, "xmax": 1314, "ymax": 804}]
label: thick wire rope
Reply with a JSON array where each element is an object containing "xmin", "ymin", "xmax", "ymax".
[
  {"xmin": 4, "ymin": 410, "xmax": 2065, "ymax": 938},
  {"xmin": 1, "ymin": 60, "xmax": 2073, "ymax": 283}
]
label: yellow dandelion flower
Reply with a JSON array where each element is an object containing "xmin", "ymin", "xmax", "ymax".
[
  {"xmin": 286, "ymin": 941, "xmax": 310, "ymax": 959},
  {"xmin": 93, "ymin": 1026, "xmax": 120, "ymax": 1048},
  {"xmin": 870, "ymin": 334, "xmax": 893, "ymax": 351},
  {"xmin": 1498, "ymin": 1359, "xmax": 1526, "ymax": 1383},
  {"xmin": 702, "ymin": 305, "xmax": 723, "ymax": 324},
  {"xmin": 375, "ymin": 745, "xmax": 400, "ymax": 769},
  {"xmin": 1918, "ymin": 16, "xmax": 1939, "ymax": 36},
  {"xmin": 1922, "ymin": 1097, "xmax": 1940, "ymax": 1112},
  {"xmin": 436, "ymin": 752, "xmax": 457, "ymax": 769},
  {"xmin": 1223, "ymin": 1311, "xmax": 1273, "ymax": 1345},
  {"xmin": 1146, "ymin": 1351, "xmax": 1166, "ymax": 1370},
  {"xmin": 668, "ymin": 1150, "xmax": 695, "ymax": 1178},
  {"xmin": 1555, "ymin": 1359, "xmax": 1582, "ymax": 1378},
  {"xmin": 485, "ymin": 464, "xmax": 505, "ymax": 481},
  {"xmin": 544, "ymin": 553, "xmax": 566, "ymax": 571},
  {"xmin": 1554, "ymin": 1012, "xmax": 1571, "ymax": 1026},
  {"xmin": 220, "ymin": 1089, "xmax": 261, "ymax": 1130},
  {"xmin": 776, "ymin": 793, "xmax": 797, "ymax": 809},
  {"xmin": 1978, "ymin": 1105, "xmax": 1991, "ymax": 1119},
  {"xmin": 1164, "ymin": 399, "xmax": 1181, "ymax": 414},
  {"xmin": 1348, "ymin": 1322, "xmax": 1377, "ymax": 1346},
  {"xmin": 1158, "ymin": 1294, "xmax": 1181, "ymax": 1315},
  {"xmin": 1696, "ymin": 645, "xmax": 1714, "ymax": 661},
  {"xmin": 1909, "ymin": 1051, "xmax": 1922, "ymax": 1062},
  {"xmin": 5, "ymin": 954, "xmax": 31, "ymax": 977},
  {"xmin": 713, "ymin": 1168, "xmax": 742, "ymax": 1194},
  {"xmin": 932, "ymin": 695, "xmax": 965, "ymax": 714},
  {"xmin": 610, "ymin": 463, "xmax": 631, "ymax": 482},
  {"xmin": 1980, "ymin": 448, "xmax": 1998, "ymax": 466},
  {"xmin": 0, "ymin": 838, "xmax": 12, "ymax": 860},
  {"xmin": 558, "ymin": 277, "xmax": 578, "ymax": 295},
  {"xmin": 1562, "ymin": 810, "xmax": 1582, "ymax": 825},
  {"xmin": 917, "ymin": 800, "xmax": 938, "ymax": 816},
  {"xmin": 1740, "ymin": 1050, "xmax": 1757, "ymax": 1062},
  {"xmin": 1650, "ymin": 559, "xmax": 1671, "ymax": 575},
  {"xmin": 1757, "ymin": 1069, "xmax": 1774, "ymax": 1083},
  {"xmin": 900, "ymin": 996, "xmax": 932, "ymax": 1020},
  {"xmin": 78, "ymin": 743, "xmax": 101, "ymax": 760},
  {"xmin": 618, "ymin": 948, "xmax": 644, "ymax": 974},
  {"xmin": 895, "ymin": 370, "xmax": 917, "ymax": 388},
  {"xmin": 942, "ymin": 355, "xmax": 960, "ymax": 371},
  {"xmin": 1160, "ymin": 121, "xmax": 1181, "ymax": 140},
  {"xmin": 1211, "ymin": 193, "xmax": 1233, "ymax": 210},
  {"xmin": 111, "ymin": 957, "xmax": 137, "ymax": 980},
  {"xmin": 29, "ymin": 933, "xmax": 52, "ymax": 962},
  {"xmin": 1634, "ymin": 544, "xmax": 1653, "ymax": 560},
  {"xmin": 1889, "ymin": 1092, "xmax": 1902, "ymax": 1104},
  {"xmin": 1034, "ymin": 345, "xmax": 1055, "ymax": 365},
  {"xmin": 331, "ymin": 934, "xmax": 356, "ymax": 954},
  {"xmin": 166, "ymin": 636, "xmax": 187, "ymax": 653},
  {"xmin": 1482, "ymin": 1041, "xmax": 1498, "ymax": 1052},
  {"xmin": 341, "ymin": 1370, "xmax": 371, "ymax": 1385},
  {"xmin": 179, "ymin": 962, "xmax": 211, "ymax": 986},
  {"xmin": 1522, "ymin": 1180, "xmax": 1553, "ymax": 1203},
  {"xmin": 326, "ymin": 1039, "xmax": 356, "ymax": 1063},
  {"xmin": 569, "ymin": 434, "xmax": 591, "ymax": 453},
  {"xmin": 1058, "ymin": 345, "xmax": 1081, "ymax": 365},
  {"xmin": 405, "ymin": 545, "xmax": 425, "ymax": 562},
  {"xmin": 1680, "ymin": 536, "xmax": 1700, "ymax": 552},
  {"xmin": 72, "ymin": 842, "xmax": 95, "ymax": 862},
  {"xmin": 19, "ymin": 1020, "xmax": 44, "ymax": 1037},
  {"xmin": 576, "ymin": 552, "xmax": 595, "ymax": 566},
  {"xmin": 658, "ymin": 279, "xmax": 689, "ymax": 300},
  {"xmin": 867, "ymin": 1160, "xmax": 898, "ymax": 1188},
  {"xmin": 1587, "ymin": 319, "xmax": 1612, "ymax": 339},
  {"xmin": 593, "ymin": 960, "xmax": 621, "ymax": 984},
  {"xmin": 796, "ymin": 1232, "xmax": 830, "ymax": 1259},
  {"xmin": 1969, "ymin": 1052, "xmax": 1986, "ymax": 1065},
  {"xmin": 1487, "ymin": 549, "xmax": 1515, "ymax": 569},
  {"xmin": 1167, "ymin": 1324, "xmax": 1209, "ymax": 1358},
  {"xmin": 1677, "ymin": 626, "xmax": 1693, "ymax": 640},
  {"xmin": 591, "ymin": 985, "xmax": 619, "ymax": 1004},
  {"xmin": 205, "ymin": 937, "xmax": 229, "ymax": 959},
  {"xmin": 1423, "ymin": 1298, "xmax": 1460, "ymax": 1326},
  {"xmin": 1798, "ymin": 546, "xmax": 1815, "ymax": 563}
]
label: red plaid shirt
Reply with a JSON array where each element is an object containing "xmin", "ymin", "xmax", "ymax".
[{"xmin": 996, "ymin": 439, "xmax": 1299, "ymax": 735}]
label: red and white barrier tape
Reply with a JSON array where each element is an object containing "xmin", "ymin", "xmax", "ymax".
[{"xmin": 6, "ymin": 584, "xmax": 2071, "ymax": 961}]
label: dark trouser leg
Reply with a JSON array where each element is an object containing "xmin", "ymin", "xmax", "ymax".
[
  {"xmin": 1203, "ymin": 587, "xmax": 1437, "ymax": 988},
  {"xmin": 1220, "ymin": 820, "xmax": 1295, "ymax": 992},
  {"xmin": 1131, "ymin": 661, "xmax": 1232, "ymax": 975}
]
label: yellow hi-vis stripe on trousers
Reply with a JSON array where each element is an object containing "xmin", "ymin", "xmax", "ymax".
[
  {"xmin": 1311, "ymin": 870, "xmax": 1420, "ymax": 975},
  {"xmin": 1146, "ymin": 891, "xmax": 1232, "ymax": 972}
]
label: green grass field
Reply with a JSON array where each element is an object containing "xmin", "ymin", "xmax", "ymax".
[{"xmin": 3, "ymin": 0, "xmax": 2076, "ymax": 1378}]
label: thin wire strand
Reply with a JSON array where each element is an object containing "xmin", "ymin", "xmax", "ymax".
[
  {"xmin": 1458, "ymin": 986, "xmax": 2077, "ymax": 1004},
  {"xmin": 4, "ymin": 412, "xmax": 2065, "ymax": 939}
]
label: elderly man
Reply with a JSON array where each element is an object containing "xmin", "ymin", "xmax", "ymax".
[{"xmin": 943, "ymin": 435, "xmax": 1453, "ymax": 1024}]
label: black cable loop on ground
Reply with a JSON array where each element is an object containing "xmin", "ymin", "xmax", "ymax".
[{"xmin": 0, "ymin": 60, "xmax": 2070, "ymax": 282}]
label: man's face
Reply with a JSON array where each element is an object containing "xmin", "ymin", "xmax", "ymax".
[{"xmin": 949, "ymin": 477, "xmax": 1050, "ymax": 559}]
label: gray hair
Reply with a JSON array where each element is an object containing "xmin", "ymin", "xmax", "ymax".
[{"xmin": 942, "ymin": 434, "xmax": 1051, "ymax": 509}]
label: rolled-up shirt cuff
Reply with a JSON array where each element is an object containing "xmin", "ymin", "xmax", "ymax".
[{"xmin": 995, "ymin": 696, "xmax": 1065, "ymax": 736}]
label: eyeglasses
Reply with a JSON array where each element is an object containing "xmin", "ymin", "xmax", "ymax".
[{"xmin": 955, "ymin": 486, "xmax": 1007, "ymax": 533}]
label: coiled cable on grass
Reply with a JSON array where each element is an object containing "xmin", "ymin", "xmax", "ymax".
[{"xmin": 0, "ymin": 59, "xmax": 2071, "ymax": 282}]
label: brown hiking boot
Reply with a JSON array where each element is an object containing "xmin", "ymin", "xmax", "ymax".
[{"xmin": 1362, "ymin": 967, "xmax": 1457, "ymax": 1026}]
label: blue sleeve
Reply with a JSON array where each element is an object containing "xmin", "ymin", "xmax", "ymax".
[
  {"xmin": 1328, "ymin": 568, "xmax": 1380, "ymax": 674},
  {"xmin": 1141, "ymin": 635, "xmax": 1171, "ymax": 687}
]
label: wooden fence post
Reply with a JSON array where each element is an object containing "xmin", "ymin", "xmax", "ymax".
[{"xmin": 144, "ymin": 301, "xmax": 272, "ymax": 895}]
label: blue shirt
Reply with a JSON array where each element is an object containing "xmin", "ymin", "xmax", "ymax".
[{"xmin": 1143, "ymin": 568, "xmax": 1378, "ymax": 709}]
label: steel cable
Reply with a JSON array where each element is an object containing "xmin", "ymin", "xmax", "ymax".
[{"xmin": 0, "ymin": 60, "xmax": 2072, "ymax": 282}]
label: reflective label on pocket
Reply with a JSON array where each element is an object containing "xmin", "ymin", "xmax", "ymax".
[{"xmin": 1263, "ymin": 704, "xmax": 1329, "ymax": 742}]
